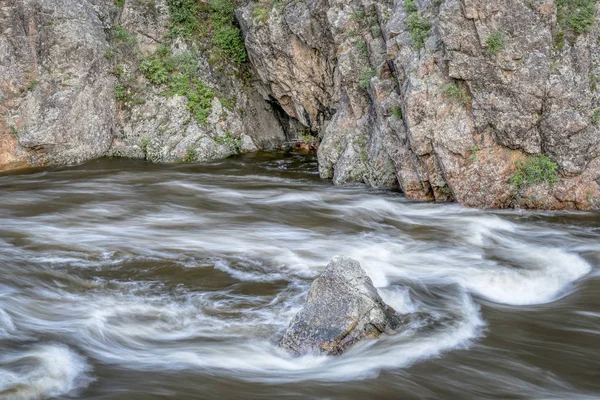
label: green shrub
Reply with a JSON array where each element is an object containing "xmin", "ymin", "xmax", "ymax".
[
  {"xmin": 443, "ymin": 83, "xmax": 469, "ymax": 105},
  {"xmin": 212, "ymin": 25, "xmax": 247, "ymax": 64},
  {"xmin": 510, "ymin": 154, "xmax": 558, "ymax": 189},
  {"xmin": 592, "ymin": 109, "xmax": 600, "ymax": 124},
  {"xmin": 390, "ymin": 105, "xmax": 403, "ymax": 119},
  {"xmin": 469, "ymin": 145, "xmax": 479, "ymax": 162},
  {"xmin": 359, "ymin": 68, "xmax": 376, "ymax": 89},
  {"xmin": 115, "ymin": 83, "xmax": 128, "ymax": 101},
  {"xmin": 166, "ymin": 0, "xmax": 204, "ymax": 38},
  {"xmin": 209, "ymin": 0, "xmax": 248, "ymax": 64},
  {"xmin": 486, "ymin": 31, "xmax": 506, "ymax": 57},
  {"xmin": 140, "ymin": 50, "xmax": 215, "ymax": 124},
  {"xmin": 185, "ymin": 81, "xmax": 215, "ymax": 124},
  {"xmin": 404, "ymin": 0, "xmax": 430, "ymax": 49},
  {"xmin": 113, "ymin": 24, "xmax": 136, "ymax": 44},
  {"xmin": 557, "ymin": 0, "xmax": 597, "ymax": 35},
  {"xmin": 403, "ymin": 0, "xmax": 418, "ymax": 13},
  {"xmin": 140, "ymin": 58, "xmax": 170, "ymax": 84},
  {"xmin": 253, "ymin": 6, "xmax": 270, "ymax": 23},
  {"xmin": 115, "ymin": 0, "xmax": 125, "ymax": 7},
  {"xmin": 214, "ymin": 131, "xmax": 242, "ymax": 153},
  {"xmin": 26, "ymin": 79, "xmax": 38, "ymax": 92},
  {"xmin": 184, "ymin": 147, "xmax": 197, "ymax": 162},
  {"xmin": 141, "ymin": 137, "xmax": 150, "ymax": 157},
  {"xmin": 356, "ymin": 39, "xmax": 368, "ymax": 56}
]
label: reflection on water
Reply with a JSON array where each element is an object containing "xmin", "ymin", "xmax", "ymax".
[{"xmin": 0, "ymin": 152, "xmax": 599, "ymax": 399}]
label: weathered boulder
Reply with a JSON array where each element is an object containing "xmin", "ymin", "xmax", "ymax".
[{"xmin": 279, "ymin": 256, "xmax": 410, "ymax": 356}]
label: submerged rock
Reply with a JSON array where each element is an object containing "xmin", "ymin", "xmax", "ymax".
[{"xmin": 280, "ymin": 256, "xmax": 411, "ymax": 356}]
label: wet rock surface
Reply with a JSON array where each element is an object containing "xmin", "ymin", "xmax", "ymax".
[{"xmin": 279, "ymin": 256, "xmax": 413, "ymax": 356}]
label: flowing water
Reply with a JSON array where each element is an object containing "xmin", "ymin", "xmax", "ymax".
[{"xmin": 0, "ymin": 152, "xmax": 599, "ymax": 399}]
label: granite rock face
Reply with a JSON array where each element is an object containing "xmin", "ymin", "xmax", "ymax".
[
  {"xmin": 279, "ymin": 256, "xmax": 411, "ymax": 356},
  {"xmin": 0, "ymin": 0, "xmax": 292, "ymax": 170},
  {"xmin": 239, "ymin": 0, "xmax": 600, "ymax": 210}
]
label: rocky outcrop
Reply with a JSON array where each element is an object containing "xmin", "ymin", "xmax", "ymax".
[
  {"xmin": 0, "ymin": 0, "xmax": 294, "ymax": 171},
  {"xmin": 238, "ymin": 0, "xmax": 600, "ymax": 210},
  {"xmin": 280, "ymin": 256, "xmax": 412, "ymax": 356}
]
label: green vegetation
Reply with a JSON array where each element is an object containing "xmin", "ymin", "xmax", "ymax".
[
  {"xmin": 9, "ymin": 126, "xmax": 18, "ymax": 137},
  {"xmin": 140, "ymin": 137, "xmax": 150, "ymax": 157},
  {"xmin": 443, "ymin": 82, "xmax": 469, "ymax": 105},
  {"xmin": 113, "ymin": 24, "xmax": 136, "ymax": 45},
  {"xmin": 356, "ymin": 39, "xmax": 368, "ymax": 56},
  {"xmin": 510, "ymin": 154, "xmax": 558, "ymax": 189},
  {"xmin": 390, "ymin": 105, "xmax": 403, "ymax": 119},
  {"xmin": 486, "ymin": 31, "xmax": 506, "ymax": 57},
  {"xmin": 590, "ymin": 73, "xmax": 600, "ymax": 91},
  {"xmin": 253, "ymin": 6, "xmax": 271, "ymax": 23},
  {"xmin": 592, "ymin": 109, "xmax": 600, "ymax": 124},
  {"xmin": 557, "ymin": 0, "xmax": 597, "ymax": 35},
  {"xmin": 209, "ymin": 0, "xmax": 247, "ymax": 64},
  {"xmin": 166, "ymin": 0, "xmax": 205, "ymax": 38},
  {"xmin": 469, "ymin": 145, "xmax": 479, "ymax": 162},
  {"xmin": 26, "ymin": 79, "xmax": 38, "ymax": 92},
  {"xmin": 215, "ymin": 131, "xmax": 242, "ymax": 153},
  {"xmin": 105, "ymin": 48, "xmax": 115, "ymax": 60},
  {"xmin": 115, "ymin": 83, "xmax": 128, "ymax": 101},
  {"xmin": 184, "ymin": 147, "xmax": 198, "ymax": 162},
  {"xmin": 115, "ymin": 0, "xmax": 125, "ymax": 7},
  {"xmin": 404, "ymin": 0, "xmax": 430, "ymax": 50},
  {"xmin": 351, "ymin": 9, "xmax": 366, "ymax": 21},
  {"xmin": 165, "ymin": 0, "xmax": 247, "ymax": 65},
  {"xmin": 140, "ymin": 48, "xmax": 215, "ymax": 124},
  {"xmin": 359, "ymin": 68, "xmax": 376, "ymax": 89}
]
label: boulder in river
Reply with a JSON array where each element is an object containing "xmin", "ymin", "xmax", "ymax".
[{"xmin": 279, "ymin": 256, "xmax": 412, "ymax": 356}]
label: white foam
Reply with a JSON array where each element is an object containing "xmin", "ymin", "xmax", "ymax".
[
  {"xmin": 0, "ymin": 345, "xmax": 92, "ymax": 400},
  {"xmin": 459, "ymin": 248, "xmax": 591, "ymax": 305}
]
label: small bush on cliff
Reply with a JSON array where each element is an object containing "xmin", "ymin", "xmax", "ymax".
[
  {"xmin": 404, "ymin": 0, "xmax": 430, "ymax": 50},
  {"xmin": 215, "ymin": 131, "xmax": 243, "ymax": 153},
  {"xmin": 390, "ymin": 106, "xmax": 403, "ymax": 119},
  {"xmin": 184, "ymin": 147, "xmax": 198, "ymax": 162},
  {"xmin": 113, "ymin": 25, "xmax": 136, "ymax": 45},
  {"xmin": 486, "ymin": 31, "xmax": 506, "ymax": 57},
  {"xmin": 592, "ymin": 109, "xmax": 600, "ymax": 124},
  {"xmin": 253, "ymin": 6, "xmax": 271, "ymax": 23},
  {"xmin": 510, "ymin": 154, "xmax": 558, "ymax": 189},
  {"xmin": 443, "ymin": 83, "xmax": 469, "ymax": 105},
  {"xmin": 209, "ymin": 0, "xmax": 248, "ymax": 64},
  {"xmin": 359, "ymin": 68, "xmax": 376, "ymax": 89},
  {"xmin": 166, "ymin": 0, "xmax": 205, "ymax": 38},
  {"xmin": 557, "ymin": 0, "xmax": 597, "ymax": 35},
  {"xmin": 115, "ymin": 83, "xmax": 128, "ymax": 101},
  {"xmin": 140, "ymin": 49, "xmax": 215, "ymax": 124}
]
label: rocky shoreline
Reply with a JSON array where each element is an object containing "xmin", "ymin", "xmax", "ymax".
[{"xmin": 2, "ymin": 0, "xmax": 600, "ymax": 210}]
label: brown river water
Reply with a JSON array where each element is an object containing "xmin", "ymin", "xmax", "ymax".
[{"xmin": 0, "ymin": 152, "xmax": 599, "ymax": 399}]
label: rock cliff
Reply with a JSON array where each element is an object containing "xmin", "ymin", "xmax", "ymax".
[
  {"xmin": 0, "ymin": 0, "xmax": 294, "ymax": 171},
  {"xmin": 238, "ymin": 0, "xmax": 600, "ymax": 209}
]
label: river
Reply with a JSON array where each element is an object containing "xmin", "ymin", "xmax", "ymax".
[{"xmin": 0, "ymin": 152, "xmax": 598, "ymax": 399}]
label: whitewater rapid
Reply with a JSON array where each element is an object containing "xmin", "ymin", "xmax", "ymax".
[{"xmin": 0, "ymin": 155, "xmax": 598, "ymax": 399}]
